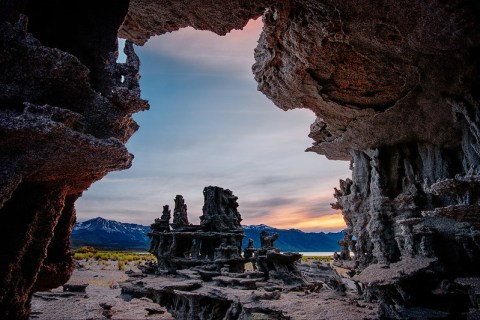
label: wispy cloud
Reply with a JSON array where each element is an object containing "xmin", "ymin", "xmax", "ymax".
[
  {"xmin": 243, "ymin": 193, "xmax": 346, "ymax": 231},
  {"xmin": 140, "ymin": 18, "xmax": 263, "ymax": 78}
]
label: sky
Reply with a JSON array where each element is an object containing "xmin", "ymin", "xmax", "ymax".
[{"xmin": 75, "ymin": 18, "xmax": 351, "ymax": 232}]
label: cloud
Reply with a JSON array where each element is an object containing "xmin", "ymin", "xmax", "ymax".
[
  {"xmin": 140, "ymin": 18, "xmax": 263, "ymax": 78},
  {"xmin": 250, "ymin": 206, "xmax": 346, "ymax": 232},
  {"xmin": 239, "ymin": 191, "xmax": 346, "ymax": 232},
  {"xmin": 242, "ymin": 196, "xmax": 299, "ymax": 209}
]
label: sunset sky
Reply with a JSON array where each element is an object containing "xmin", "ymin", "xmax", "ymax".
[{"xmin": 75, "ymin": 19, "xmax": 351, "ymax": 232}]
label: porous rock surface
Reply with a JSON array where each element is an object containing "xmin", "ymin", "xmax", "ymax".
[
  {"xmin": 0, "ymin": 1, "xmax": 147, "ymax": 318},
  {"xmin": 118, "ymin": 0, "xmax": 272, "ymax": 45},
  {"xmin": 149, "ymin": 187, "xmax": 246, "ymax": 274},
  {"xmin": 1, "ymin": 0, "xmax": 479, "ymax": 319},
  {"xmin": 30, "ymin": 261, "xmax": 174, "ymax": 320},
  {"xmin": 121, "ymin": 270, "xmax": 378, "ymax": 320},
  {"xmin": 253, "ymin": 0, "xmax": 479, "ymax": 161}
]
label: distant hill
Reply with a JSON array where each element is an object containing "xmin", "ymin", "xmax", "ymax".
[
  {"xmin": 71, "ymin": 217, "xmax": 343, "ymax": 252},
  {"xmin": 243, "ymin": 224, "xmax": 343, "ymax": 252}
]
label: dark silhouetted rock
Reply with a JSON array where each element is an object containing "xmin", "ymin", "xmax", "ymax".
[
  {"xmin": 243, "ymin": 238, "xmax": 255, "ymax": 260},
  {"xmin": 149, "ymin": 187, "xmax": 245, "ymax": 274},
  {"xmin": 253, "ymin": 230, "xmax": 304, "ymax": 285},
  {"xmin": 62, "ymin": 283, "xmax": 88, "ymax": 293},
  {"xmin": 259, "ymin": 230, "xmax": 278, "ymax": 248},
  {"xmin": 201, "ymin": 186, "xmax": 242, "ymax": 232},
  {"xmin": 172, "ymin": 195, "xmax": 189, "ymax": 227},
  {"xmin": 152, "ymin": 205, "xmax": 171, "ymax": 232}
]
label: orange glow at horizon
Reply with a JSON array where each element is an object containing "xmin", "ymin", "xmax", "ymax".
[
  {"xmin": 244, "ymin": 191, "xmax": 348, "ymax": 232},
  {"xmin": 287, "ymin": 213, "xmax": 346, "ymax": 231},
  {"xmin": 253, "ymin": 212, "xmax": 346, "ymax": 232},
  {"xmin": 247, "ymin": 193, "xmax": 347, "ymax": 232}
]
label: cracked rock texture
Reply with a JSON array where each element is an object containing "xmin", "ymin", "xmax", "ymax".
[
  {"xmin": 118, "ymin": 0, "xmax": 272, "ymax": 45},
  {"xmin": 121, "ymin": 271, "xmax": 377, "ymax": 320},
  {"xmin": 1, "ymin": 0, "xmax": 479, "ymax": 319},
  {"xmin": 253, "ymin": 0, "xmax": 479, "ymax": 161},
  {"xmin": 0, "ymin": 1, "xmax": 147, "ymax": 318}
]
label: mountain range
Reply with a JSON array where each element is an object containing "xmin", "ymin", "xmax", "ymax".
[
  {"xmin": 71, "ymin": 217, "xmax": 151, "ymax": 250},
  {"xmin": 71, "ymin": 217, "xmax": 343, "ymax": 252},
  {"xmin": 242, "ymin": 224, "xmax": 343, "ymax": 252}
]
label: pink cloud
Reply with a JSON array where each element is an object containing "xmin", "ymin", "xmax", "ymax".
[{"xmin": 141, "ymin": 18, "xmax": 263, "ymax": 78}]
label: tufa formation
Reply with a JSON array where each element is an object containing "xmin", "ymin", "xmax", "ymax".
[{"xmin": 149, "ymin": 186, "xmax": 245, "ymax": 273}]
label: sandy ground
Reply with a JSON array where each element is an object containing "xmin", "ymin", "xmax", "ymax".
[
  {"xmin": 30, "ymin": 260, "xmax": 173, "ymax": 320},
  {"xmin": 121, "ymin": 271, "xmax": 379, "ymax": 320},
  {"xmin": 31, "ymin": 260, "xmax": 378, "ymax": 320}
]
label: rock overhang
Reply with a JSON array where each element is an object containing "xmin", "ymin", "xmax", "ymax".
[{"xmin": 119, "ymin": 0, "xmax": 479, "ymax": 160}]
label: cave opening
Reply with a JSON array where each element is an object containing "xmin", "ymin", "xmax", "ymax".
[
  {"xmin": 76, "ymin": 18, "xmax": 351, "ymax": 234},
  {"xmin": 3, "ymin": 1, "xmax": 479, "ymax": 318}
]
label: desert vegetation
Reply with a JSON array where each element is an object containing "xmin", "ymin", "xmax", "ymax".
[
  {"xmin": 73, "ymin": 247, "xmax": 156, "ymax": 264},
  {"xmin": 301, "ymin": 255, "xmax": 332, "ymax": 263}
]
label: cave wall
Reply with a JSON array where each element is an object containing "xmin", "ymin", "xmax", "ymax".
[
  {"xmin": 333, "ymin": 140, "xmax": 480, "ymax": 318},
  {"xmin": 253, "ymin": 0, "xmax": 479, "ymax": 160},
  {"xmin": 1, "ymin": 0, "xmax": 479, "ymax": 319},
  {"xmin": 249, "ymin": 1, "xmax": 479, "ymax": 317},
  {"xmin": 0, "ymin": 0, "xmax": 146, "ymax": 318}
]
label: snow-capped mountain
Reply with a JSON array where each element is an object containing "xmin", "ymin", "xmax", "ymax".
[
  {"xmin": 71, "ymin": 218, "xmax": 343, "ymax": 252},
  {"xmin": 71, "ymin": 217, "xmax": 150, "ymax": 250},
  {"xmin": 242, "ymin": 224, "xmax": 343, "ymax": 252}
]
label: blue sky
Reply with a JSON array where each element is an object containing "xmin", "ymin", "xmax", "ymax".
[{"xmin": 75, "ymin": 19, "xmax": 350, "ymax": 231}]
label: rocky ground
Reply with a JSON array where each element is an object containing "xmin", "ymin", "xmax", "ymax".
[
  {"xmin": 31, "ymin": 259, "xmax": 378, "ymax": 320},
  {"xmin": 30, "ymin": 260, "xmax": 173, "ymax": 320}
]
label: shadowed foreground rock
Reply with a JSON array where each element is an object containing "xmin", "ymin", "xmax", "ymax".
[
  {"xmin": 1, "ymin": 0, "xmax": 479, "ymax": 318},
  {"xmin": 0, "ymin": 1, "xmax": 147, "ymax": 318}
]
